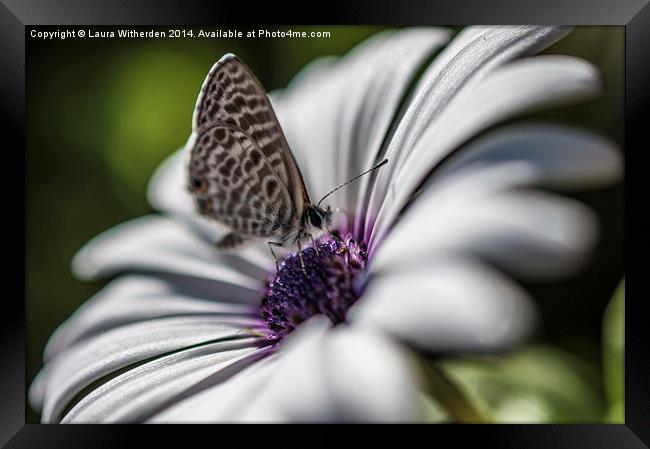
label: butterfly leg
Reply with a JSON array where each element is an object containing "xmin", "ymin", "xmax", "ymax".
[
  {"xmin": 267, "ymin": 241, "xmax": 284, "ymax": 271},
  {"xmin": 326, "ymin": 229, "xmax": 349, "ymax": 255},
  {"xmin": 309, "ymin": 234, "xmax": 320, "ymax": 256},
  {"xmin": 296, "ymin": 239, "xmax": 307, "ymax": 275}
]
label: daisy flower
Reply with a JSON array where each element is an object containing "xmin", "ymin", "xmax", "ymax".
[{"xmin": 30, "ymin": 26, "xmax": 621, "ymax": 423}]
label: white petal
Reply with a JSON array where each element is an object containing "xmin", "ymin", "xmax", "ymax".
[
  {"xmin": 370, "ymin": 55, "xmax": 603, "ymax": 246},
  {"xmin": 432, "ymin": 123, "xmax": 622, "ymax": 189},
  {"xmin": 72, "ymin": 215, "xmax": 270, "ymax": 285},
  {"xmin": 62, "ymin": 342, "xmax": 268, "ymax": 423},
  {"xmin": 361, "ymin": 26, "xmax": 573, "ymax": 239},
  {"xmin": 275, "ymin": 28, "xmax": 449, "ymax": 214},
  {"xmin": 315, "ymin": 326, "xmax": 423, "ymax": 422},
  {"xmin": 273, "ymin": 65, "xmax": 337, "ymax": 202},
  {"xmin": 39, "ymin": 316, "xmax": 259, "ymax": 422},
  {"xmin": 238, "ymin": 316, "xmax": 331, "ymax": 421},
  {"xmin": 148, "ymin": 353, "xmax": 280, "ymax": 423},
  {"xmin": 351, "ymin": 258, "xmax": 536, "ymax": 353},
  {"xmin": 372, "ymin": 174, "xmax": 600, "ymax": 279},
  {"xmin": 240, "ymin": 317, "xmax": 423, "ymax": 422},
  {"xmin": 28, "ymin": 367, "xmax": 49, "ymax": 412},
  {"xmin": 275, "ymin": 32, "xmax": 387, "ymax": 203},
  {"xmin": 332, "ymin": 28, "xmax": 450, "ymax": 213},
  {"xmin": 44, "ymin": 275, "xmax": 259, "ymax": 362}
]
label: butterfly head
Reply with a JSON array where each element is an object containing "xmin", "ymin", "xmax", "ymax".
[{"xmin": 304, "ymin": 204, "xmax": 332, "ymax": 231}]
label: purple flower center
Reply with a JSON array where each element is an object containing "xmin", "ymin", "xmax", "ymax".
[{"xmin": 259, "ymin": 236, "xmax": 367, "ymax": 339}]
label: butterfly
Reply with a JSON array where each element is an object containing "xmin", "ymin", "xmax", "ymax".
[{"xmin": 187, "ymin": 53, "xmax": 386, "ymax": 269}]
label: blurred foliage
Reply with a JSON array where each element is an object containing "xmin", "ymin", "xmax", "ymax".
[
  {"xmin": 434, "ymin": 279, "xmax": 625, "ymax": 423},
  {"xmin": 441, "ymin": 345, "xmax": 607, "ymax": 423},
  {"xmin": 419, "ymin": 359, "xmax": 493, "ymax": 423},
  {"xmin": 27, "ymin": 26, "xmax": 623, "ymax": 423},
  {"xmin": 602, "ymin": 280, "xmax": 625, "ymax": 422}
]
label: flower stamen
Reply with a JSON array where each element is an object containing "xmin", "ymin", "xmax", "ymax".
[{"xmin": 259, "ymin": 236, "xmax": 367, "ymax": 339}]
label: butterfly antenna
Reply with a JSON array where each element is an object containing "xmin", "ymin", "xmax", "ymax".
[{"xmin": 317, "ymin": 159, "xmax": 388, "ymax": 208}]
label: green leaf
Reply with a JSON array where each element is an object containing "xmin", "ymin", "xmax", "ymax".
[
  {"xmin": 418, "ymin": 359, "xmax": 492, "ymax": 423},
  {"xmin": 602, "ymin": 279, "xmax": 624, "ymax": 423},
  {"xmin": 441, "ymin": 345, "xmax": 607, "ymax": 423}
]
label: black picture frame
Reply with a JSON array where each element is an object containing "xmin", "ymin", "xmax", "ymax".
[{"xmin": 2, "ymin": 0, "xmax": 647, "ymax": 446}]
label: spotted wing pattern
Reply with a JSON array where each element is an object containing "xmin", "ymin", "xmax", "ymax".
[
  {"xmin": 189, "ymin": 123, "xmax": 296, "ymax": 239},
  {"xmin": 191, "ymin": 54, "xmax": 309, "ymax": 214}
]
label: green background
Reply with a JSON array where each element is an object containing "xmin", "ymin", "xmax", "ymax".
[{"xmin": 27, "ymin": 26, "xmax": 624, "ymax": 422}]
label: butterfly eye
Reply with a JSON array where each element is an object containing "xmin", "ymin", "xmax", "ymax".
[
  {"xmin": 192, "ymin": 177, "xmax": 205, "ymax": 191},
  {"xmin": 308, "ymin": 208, "xmax": 322, "ymax": 228}
]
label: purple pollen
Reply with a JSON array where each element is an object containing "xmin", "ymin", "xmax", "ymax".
[{"xmin": 259, "ymin": 236, "xmax": 367, "ymax": 340}]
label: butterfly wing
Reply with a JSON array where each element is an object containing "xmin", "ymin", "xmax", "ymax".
[
  {"xmin": 191, "ymin": 54, "xmax": 310, "ymax": 216},
  {"xmin": 189, "ymin": 123, "xmax": 296, "ymax": 240}
]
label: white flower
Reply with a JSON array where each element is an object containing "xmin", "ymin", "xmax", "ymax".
[{"xmin": 30, "ymin": 26, "xmax": 621, "ymax": 423}]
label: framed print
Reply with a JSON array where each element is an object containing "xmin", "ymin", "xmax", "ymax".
[{"xmin": 1, "ymin": 0, "xmax": 648, "ymax": 446}]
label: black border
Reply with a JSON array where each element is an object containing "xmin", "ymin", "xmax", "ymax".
[{"xmin": 3, "ymin": 0, "xmax": 648, "ymax": 446}]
